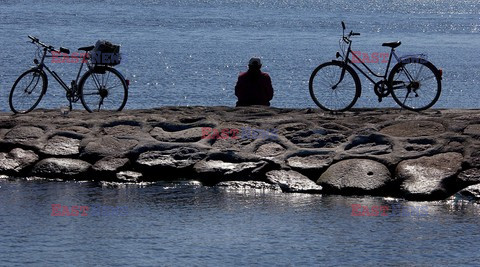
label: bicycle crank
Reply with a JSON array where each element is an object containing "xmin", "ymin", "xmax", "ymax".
[{"xmin": 374, "ymin": 80, "xmax": 390, "ymax": 102}]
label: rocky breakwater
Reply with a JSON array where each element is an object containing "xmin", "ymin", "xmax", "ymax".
[{"xmin": 1, "ymin": 107, "xmax": 480, "ymax": 201}]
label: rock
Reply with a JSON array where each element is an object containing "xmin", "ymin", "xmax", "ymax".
[
  {"xmin": 3, "ymin": 126, "xmax": 45, "ymax": 149},
  {"xmin": 194, "ymin": 159, "xmax": 269, "ymax": 184},
  {"xmin": 457, "ymin": 168, "xmax": 480, "ymax": 187},
  {"xmin": 42, "ymin": 135, "xmax": 81, "ymax": 156},
  {"xmin": 286, "ymin": 153, "xmax": 333, "ymax": 172},
  {"xmin": 317, "ymin": 159, "xmax": 393, "ymax": 195},
  {"xmin": 81, "ymin": 136, "xmax": 138, "ymax": 161},
  {"xmin": 344, "ymin": 134, "xmax": 392, "ymax": 155},
  {"xmin": 458, "ymin": 184, "xmax": 480, "ymax": 200},
  {"xmin": 266, "ymin": 170, "xmax": 322, "ymax": 193},
  {"xmin": 255, "ymin": 143, "xmax": 286, "ymax": 158},
  {"xmin": 380, "ymin": 121, "xmax": 445, "ymax": 137},
  {"xmin": 216, "ymin": 181, "xmax": 281, "ymax": 191},
  {"xmin": 116, "ymin": 171, "xmax": 142, "ymax": 182},
  {"xmin": 150, "ymin": 127, "xmax": 204, "ymax": 142},
  {"xmin": 0, "ymin": 148, "xmax": 39, "ymax": 174},
  {"xmin": 463, "ymin": 124, "xmax": 480, "ymax": 136},
  {"xmin": 137, "ymin": 147, "xmax": 206, "ymax": 173},
  {"xmin": 397, "ymin": 152, "xmax": 463, "ymax": 200},
  {"xmin": 93, "ymin": 157, "xmax": 130, "ymax": 173},
  {"xmin": 32, "ymin": 158, "xmax": 91, "ymax": 179}
]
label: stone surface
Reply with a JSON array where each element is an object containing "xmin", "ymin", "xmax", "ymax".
[
  {"xmin": 43, "ymin": 135, "xmax": 81, "ymax": 156},
  {"xmin": 32, "ymin": 158, "xmax": 91, "ymax": 178},
  {"xmin": 457, "ymin": 168, "xmax": 480, "ymax": 186},
  {"xmin": 0, "ymin": 148, "xmax": 39, "ymax": 174},
  {"xmin": 380, "ymin": 121, "xmax": 445, "ymax": 137},
  {"xmin": 116, "ymin": 171, "xmax": 143, "ymax": 182},
  {"xmin": 317, "ymin": 159, "xmax": 392, "ymax": 195},
  {"xmin": 266, "ymin": 170, "xmax": 322, "ymax": 193},
  {"xmin": 458, "ymin": 184, "xmax": 480, "ymax": 200},
  {"xmin": 397, "ymin": 152, "xmax": 463, "ymax": 200},
  {"xmin": 93, "ymin": 157, "xmax": 130, "ymax": 173},
  {"xmin": 194, "ymin": 159, "xmax": 268, "ymax": 183},
  {"xmin": 1, "ymin": 107, "xmax": 480, "ymax": 200},
  {"xmin": 81, "ymin": 136, "xmax": 138, "ymax": 160},
  {"xmin": 137, "ymin": 147, "xmax": 206, "ymax": 170},
  {"xmin": 216, "ymin": 181, "xmax": 281, "ymax": 191}
]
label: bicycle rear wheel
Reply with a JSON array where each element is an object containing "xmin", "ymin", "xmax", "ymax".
[
  {"xmin": 79, "ymin": 66, "xmax": 128, "ymax": 112},
  {"xmin": 309, "ymin": 61, "xmax": 361, "ymax": 111},
  {"xmin": 388, "ymin": 60, "xmax": 441, "ymax": 111},
  {"xmin": 9, "ymin": 68, "xmax": 47, "ymax": 114}
]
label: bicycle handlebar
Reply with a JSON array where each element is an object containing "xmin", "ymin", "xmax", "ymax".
[{"xmin": 27, "ymin": 35, "xmax": 70, "ymax": 54}]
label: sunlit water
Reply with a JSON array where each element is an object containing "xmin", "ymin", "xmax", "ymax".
[
  {"xmin": 1, "ymin": 179, "xmax": 480, "ymax": 266},
  {"xmin": 0, "ymin": 0, "xmax": 479, "ymax": 111},
  {"xmin": 1, "ymin": 1, "xmax": 480, "ymax": 265}
]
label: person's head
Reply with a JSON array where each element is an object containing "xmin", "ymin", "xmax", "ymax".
[{"xmin": 248, "ymin": 57, "xmax": 262, "ymax": 71}]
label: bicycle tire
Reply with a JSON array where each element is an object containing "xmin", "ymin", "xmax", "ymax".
[
  {"xmin": 388, "ymin": 59, "xmax": 441, "ymax": 111},
  {"xmin": 309, "ymin": 61, "xmax": 361, "ymax": 111},
  {"xmin": 79, "ymin": 66, "xmax": 128, "ymax": 112},
  {"xmin": 9, "ymin": 68, "xmax": 47, "ymax": 114}
]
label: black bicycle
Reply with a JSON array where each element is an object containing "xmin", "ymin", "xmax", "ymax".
[
  {"xmin": 309, "ymin": 22, "xmax": 442, "ymax": 112},
  {"xmin": 9, "ymin": 36, "xmax": 129, "ymax": 114}
]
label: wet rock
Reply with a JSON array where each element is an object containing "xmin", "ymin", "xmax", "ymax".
[
  {"xmin": 81, "ymin": 136, "xmax": 138, "ymax": 161},
  {"xmin": 137, "ymin": 147, "xmax": 206, "ymax": 173},
  {"xmin": 380, "ymin": 121, "xmax": 445, "ymax": 137},
  {"xmin": 93, "ymin": 157, "xmax": 130, "ymax": 173},
  {"xmin": 0, "ymin": 148, "xmax": 39, "ymax": 174},
  {"xmin": 458, "ymin": 184, "xmax": 480, "ymax": 200},
  {"xmin": 42, "ymin": 135, "xmax": 81, "ymax": 156},
  {"xmin": 317, "ymin": 159, "xmax": 393, "ymax": 195},
  {"xmin": 194, "ymin": 159, "xmax": 269, "ymax": 184},
  {"xmin": 266, "ymin": 170, "xmax": 322, "ymax": 193},
  {"xmin": 457, "ymin": 168, "xmax": 480, "ymax": 187},
  {"xmin": 116, "ymin": 171, "xmax": 142, "ymax": 182},
  {"xmin": 397, "ymin": 152, "xmax": 463, "ymax": 200},
  {"xmin": 216, "ymin": 181, "xmax": 281, "ymax": 191},
  {"xmin": 32, "ymin": 158, "xmax": 91, "ymax": 179}
]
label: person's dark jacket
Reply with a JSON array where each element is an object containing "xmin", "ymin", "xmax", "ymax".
[{"xmin": 235, "ymin": 70, "xmax": 274, "ymax": 106}]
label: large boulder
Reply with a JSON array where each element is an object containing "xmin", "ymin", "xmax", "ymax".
[
  {"xmin": 457, "ymin": 184, "xmax": 480, "ymax": 201},
  {"xmin": 266, "ymin": 170, "xmax": 322, "ymax": 193},
  {"xmin": 397, "ymin": 152, "xmax": 463, "ymax": 200},
  {"xmin": 317, "ymin": 159, "xmax": 393, "ymax": 195},
  {"xmin": 32, "ymin": 158, "xmax": 91, "ymax": 179},
  {"xmin": 0, "ymin": 148, "xmax": 39, "ymax": 174}
]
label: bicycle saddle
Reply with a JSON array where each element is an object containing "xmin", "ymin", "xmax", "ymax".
[
  {"xmin": 78, "ymin": 45, "xmax": 94, "ymax": 51},
  {"xmin": 382, "ymin": 41, "xmax": 401, "ymax": 48}
]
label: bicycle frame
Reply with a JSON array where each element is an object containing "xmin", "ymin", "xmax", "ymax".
[
  {"xmin": 340, "ymin": 39, "xmax": 401, "ymax": 85},
  {"xmin": 34, "ymin": 46, "xmax": 87, "ymax": 94}
]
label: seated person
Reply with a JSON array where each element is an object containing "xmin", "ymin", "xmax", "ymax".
[{"xmin": 235, "ymin": 57, "xmax": 274, "ymax": 107}]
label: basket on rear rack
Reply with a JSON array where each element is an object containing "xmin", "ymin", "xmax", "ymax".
[{"xmin": 89, "ymin": 40, "xmax": 121, "ymax": 67}]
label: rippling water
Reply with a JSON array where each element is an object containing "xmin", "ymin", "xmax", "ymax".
[
  {"xmin": 1, "ymin": 179, "xmax": 480, "ymax": 265},
  {"xmin": 0, "ymin": 0, "xmax": 479, "ymax": 110}
]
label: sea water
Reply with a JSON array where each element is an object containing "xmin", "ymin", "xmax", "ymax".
[{"xmin": 0, "ymin": 0, "xmax": 479, "ymax": 110}]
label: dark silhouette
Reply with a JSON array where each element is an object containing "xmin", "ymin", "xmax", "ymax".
[{"xmin": 235, "ymin": 57, "xmax": 274, "ymax": 107}]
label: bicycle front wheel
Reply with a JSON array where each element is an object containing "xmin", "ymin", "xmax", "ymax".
[
  {"xmin": 9, "ymin": 68, "xmax": 47, "ymax": 114},
  {"xmin": 79, "ymin": 66, "xmax": 128, "ymax": 112},
  {"xmin": 309, "ymin": 61, "xmax": 361, "ymax": 111},
  {"xmin": 388, "ymin": 60, "xmax": 441, "ymax": 111}
]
